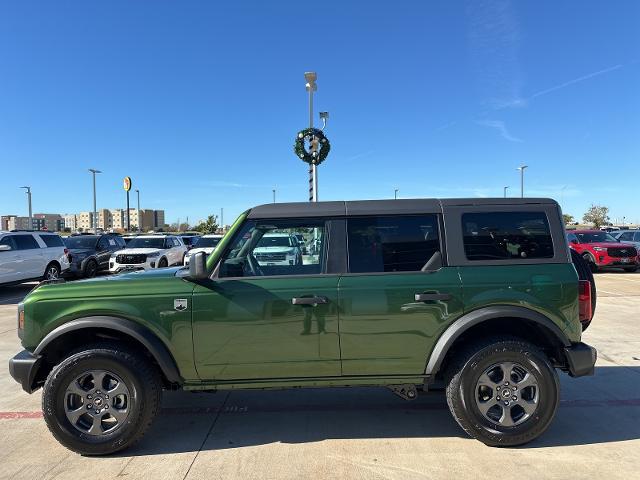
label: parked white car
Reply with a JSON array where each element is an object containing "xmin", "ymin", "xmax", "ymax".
[
  {"xmin": 183, "ymin": 234, "xmax": 223, "ymax": 266},
  {"xmin": 109, "ymin": 235, "xmax": 187, "ymax": 273},
  {"xmin": 253, "ymin": 233, "xmax": 303, "ymax": 266},
  {"xmin": 0, "ymin": 231, "xmax": 70, "ymax": 285}
]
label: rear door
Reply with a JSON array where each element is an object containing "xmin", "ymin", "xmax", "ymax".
[
  {"xmin": 337, "ymin": 214, "xmax": 463, "ymax": 376},
  {"xmin": 0, "ymin": 236, "xmax": 20, "ymax": 283},
  {"xmin": 13, "ymin": 234, "xmax": 44, "ymax": 279}
]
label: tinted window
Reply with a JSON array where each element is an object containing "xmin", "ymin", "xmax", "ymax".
[
  {"xmin": 127, "ymin": 237, "xmax": 165, "ymax": 249},
  {"xmin": 65, "ymin": 236, "xmax": 99, "ymax": 249},
  {"xmin": 618, "ymin": 232, "xmax": 634, "ymax": 241},
  {"xmin": 219, "ymin": 220, "xmax": 325, "ymax": 277},
  {"xmin": 462, "ymin": 212, "xmax": 553, "ymax": 261},
  {"xmin": 575, "ymin": 231, "xmax": 617, "ymax": 243},
  {"xmin": 39, "ymin": 234, "xmax": 64, "ymax": 248},
  {"xmin": 0, "ymin": 236, "xmax": 16, "ymax": 250},
  {"xmin": 195, "ymin": 237, "xmax": 221, "ymax": 248},
  {"xmin": 13, "ymin": 234, "xmax": 40, "ymax": 250},
  {"xmin": 347, "ymin": 215, "xmax": 440, "ymax": 273}
]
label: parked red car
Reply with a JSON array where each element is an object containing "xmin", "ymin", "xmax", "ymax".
[{"xmin": 567, "ymin": 230, "xmax": 639, "ymax": 272}]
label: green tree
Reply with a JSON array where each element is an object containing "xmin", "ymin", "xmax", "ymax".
[
  {"xmin": 194, "ymin": 215, "xmax": 219, "ymax": 234},
  {"xmin": 562, "ymin": 213, "xmax": 574, "ymax": 225},
  {"xmin": 582, "ymin": 205, "xmax": 609, "ymax": 228}
]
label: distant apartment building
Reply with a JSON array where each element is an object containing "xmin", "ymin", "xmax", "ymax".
[
  {"xmin": 1, "ymin": 215, "xmax": 16, "ymax": 230},
  {"xmin": 63, "ymin": 214, "xmax": 77, "ymax": 230},
  {"xmin": 110, "ymin": 209, "xmax": 125, "ymax": 230},
  {"xmin": 77, "ymin": 212, "xmax": 94, "ymax": 231},
  {"xmin": 6, "ymin": 216, "xmax": 32, "ymax": 230},
  {"xmin": 98, "ymin": 209, "xmax": 112, "ymax": 230},
  {"xmin": 33, "ymin": 213, "xmax": 64, "ymax": 231}
]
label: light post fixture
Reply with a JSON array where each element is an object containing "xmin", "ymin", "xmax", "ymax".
[
  {"xmin": 394, "ymin": 188, "xmax": 399, "ymax": 200},
  {"xmin": 88, "ymin": 169, "xmax": 101, "ymax": 232},
  {"xmin": 272, "ymin": 188, "xmax": 276, "ymax": 203},
  {"xmin": 135, "ymin": 189, "xmax": 141, "ymax": 232},
  {"xmin": 503, "ymin": 186, "xmax": 509, "ymax": 198},
  {"xmin": 517, "ymin": 165, "xmax": 528, "ymax": 198},
  {"xmin": 19, "ymin": 186, "xmax": 32, "ymax": 230}
]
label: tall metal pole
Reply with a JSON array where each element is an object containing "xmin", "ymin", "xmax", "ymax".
[
  {"xmin": 220, "ymin": 208, "xmax": 223, "ymax": 229},
  {"xmin": 518, "ymin": 165, "xmax": 528, "ymax": 198},
  {"xmin": 88, "ymin": 169, "xmax": 101, "ymax": 233},
  {"xmin": 394, "ymin": 189, "xmax": 399, "ymax": 200},
  {"xmin": 135, "ymin": 189, "xmax": 141, "ymax": 232},
  {"xmin": 126, "ymin": 190, "xmax": 130, "ymax": 232},
  {"xmin": 305, "ymin": 72, "xmax": 317, "ymax": 202},
  {"xmin": 20, "ymin": 187, "xmax": 32, "ymax": 229},
  {"xmin": 273, "ymin": 189, "xmax": 276, "ymax": 203},
  {"xmin": 503, "ymin": 186, "xmax": 509, "ymax": 198}
]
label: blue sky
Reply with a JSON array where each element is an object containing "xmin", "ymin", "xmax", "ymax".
[{"xmin": 1, "ymin": 1, "xmax": 639, "ymax": 225}]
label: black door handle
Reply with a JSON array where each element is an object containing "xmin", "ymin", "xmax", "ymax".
[
  {"xmin": 292, "ymin": 296, "xmax": 329, "ymax": 306},
  {"xmin": 415, "ymin": 293, "xmax": 452, "ymax": 302}
]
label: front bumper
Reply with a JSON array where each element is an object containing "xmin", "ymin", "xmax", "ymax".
[
  {"xmin": 564, "ymin": 342, "xmax": 597, "ymax": 377},
  {"xmin": 109, "ymin": 259, "xmax": 156, "ymax": 273},
  {"xmin": 8, "ymin": 350, "xmax": 42, "ymax": 393},
  {"xmin": 594, "ymin": 255, "xmax": 638, "ymax": 267}
]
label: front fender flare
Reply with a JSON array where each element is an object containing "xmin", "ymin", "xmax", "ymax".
[
  {"xmin": 34, "ymin": 316, "xmax": 183, "ymax": 384},
  {"xmin": 425, "ymin": 305, "xmax": 571, "ymax": 377}
]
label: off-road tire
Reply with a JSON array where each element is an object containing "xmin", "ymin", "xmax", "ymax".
[
  {"xmin": 445, "ymin": 337, "xmax": 559, "ymax": 447},
  {"xmin": 42, "ymin": 344, "xmax": 162, "ymax": 455}
]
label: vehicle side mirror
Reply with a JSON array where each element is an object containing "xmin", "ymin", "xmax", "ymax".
[
  {"xmin": 0, "ymin": 244, "xmax": 11, "ymax": 252},
  {"xmin": 187, "ymin": 252, "xmax": 208, "ymax": 280}
]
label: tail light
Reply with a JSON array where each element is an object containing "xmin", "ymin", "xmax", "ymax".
[
  {"xmin": 64, "ymin": 248, "xmax": 70, "ymax": 260},
  {"xmin": 578, "ymin": 280, "xmax": 592, "ymax": 323}
]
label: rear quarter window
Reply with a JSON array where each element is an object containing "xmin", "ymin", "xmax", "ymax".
[
  {"xmin": 462, "ymin": 212, "xmax": 554, "ymax": 261},
  {"xmin": 39, "ymin": 235, "xmax": 64, "ymax": 248}
]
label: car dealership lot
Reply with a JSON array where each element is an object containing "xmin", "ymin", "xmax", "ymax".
[{"xmin": 0, "ymin": 274, "xmax": 639, "ymax": 480}]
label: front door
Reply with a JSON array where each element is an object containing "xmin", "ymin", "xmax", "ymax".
[
  {"xmin": 337, "ymin": 214, "xmax": 464, "ymax": 376},
  {"xmin": 192, "ymin": 217, "xmax": 341, "ymax": 380}
]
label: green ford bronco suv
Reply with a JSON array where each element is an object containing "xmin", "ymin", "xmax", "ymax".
[{"xmin": 9, "ymin": 198, "xmax": 596, "ymax": 455}]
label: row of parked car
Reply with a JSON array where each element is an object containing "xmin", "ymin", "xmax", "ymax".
[
  {"xmin": 567, "ymin": 229, "xmax": 640, "ymax": 272},
  {"xmin": 0, "ymin": 230, "xmax": 224, "ymax": 286}
]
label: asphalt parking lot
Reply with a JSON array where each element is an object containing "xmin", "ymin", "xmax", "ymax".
[{"xmin": 0, "ymin": 272, "xmax": 639, "ymax": 480}]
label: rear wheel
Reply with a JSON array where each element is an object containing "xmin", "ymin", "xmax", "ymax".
[
  {"xmin": 582, "ymin": 252, "xmax": 598, "ymax": 272},
  {"xmin": 446, "ymin": 338, "xmax": 559, "ymax": 447},
  {"xmin": 42, "ymin": 344, "xmax": 161, "ymax": 455},
  {"xmin": 84, "ymin": 260, "xmax": 98, "ymax": 278},
  {"xmin": 44, "ymin": 262, "xmax": 61, "ymax": 281}
]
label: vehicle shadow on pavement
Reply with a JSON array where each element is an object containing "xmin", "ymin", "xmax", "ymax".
[
  {"xmin": 121, "ymin": 366, "xmax": 640, "ymax": 457},
  {"xmin": 0, "ymin": 285, "xmax": 34, "ymax": 305}
]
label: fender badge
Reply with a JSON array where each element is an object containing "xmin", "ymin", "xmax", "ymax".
[{"xmin": 174, "ymin": 299, "xmax": 188, "ymax": 311}]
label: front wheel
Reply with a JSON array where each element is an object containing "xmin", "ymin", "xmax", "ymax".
[
  {"xmin": 157, "ymin": 257, "xmax": 168, "ymax": 268},
  {"xmin": 42, "ymin": 344, "xmax": 162, "ymax": 455},
  {"xmin": 446, "ymin": 338, "xmax": 559, "ymax": 447}
]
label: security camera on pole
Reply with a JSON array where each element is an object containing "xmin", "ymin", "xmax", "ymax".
[{"xmin": 294, "ymin": 72, "xmax": 330, "ymax": 202}]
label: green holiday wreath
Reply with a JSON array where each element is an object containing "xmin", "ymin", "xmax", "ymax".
[{"xmin": 294, "ymin": 128, "xmax": 331, "ymax": 165}]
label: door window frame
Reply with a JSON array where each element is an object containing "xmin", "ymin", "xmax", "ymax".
[{"xmin": 211, "ymin": 217, "xmax": 338, "ymax": 280}]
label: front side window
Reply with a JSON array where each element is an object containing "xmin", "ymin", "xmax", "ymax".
[
  {"xmin": 39, "ymin": 235, "xmax": 64, "ymax": 248},
  {"xmin": 574, "ymin": 231, "xmax": 617, "ymax": 243},
  {"xmin": 127, "ymin": 237, "xmax": 165, "ymax": 249},
  {"xmin": 347, "ymin": 215, "xmax": 440, "ymax": 273},
  {"xmin": 462, "ymin": 212, "xmax": 554, "ymax": 261},
  {"xmin": 219, "ymin": 219, "xmax": 325, "ymax": 278}
]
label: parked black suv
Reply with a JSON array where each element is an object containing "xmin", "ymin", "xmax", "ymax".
[{"xmin": 63, "ymin": 233, "xmax": 126, "ymax": 278}]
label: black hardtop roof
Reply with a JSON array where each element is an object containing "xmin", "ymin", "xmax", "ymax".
[{"xmin": 247, "ymin": 198, "xmax": 558, "ymax": 219}]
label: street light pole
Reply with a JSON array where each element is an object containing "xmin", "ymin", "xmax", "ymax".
[
  {"xmin": 273, "ymin": 189, "xmax": 276, "ymax": 203},
  {"xmin": 517, "ymin": 165, "xmax": 528, "ymax": 198},
  {"xmin": 305, "ymin": 72, "xmax": 317, "ymax": 202},
  {"xmin": 88, "ymin": 169, "xmax": 101, "ymax": 233},
  {"xmin": 220, "ymin": 208, "xmax": 224, "ymax": 230},
  {"xmin": 503, "ymin": 186, "xmax": 509, "ymax": 198},
  {"xmin": 19, "ymin": 186, "xmax": 32, "ymax": 229},
  {"xmin": 394, "ymin": 188, "xmax": 399, "ymax": 200},
  {"xmin": 135, "ymin": 189, "xmax": 141, "ymax": 232}
]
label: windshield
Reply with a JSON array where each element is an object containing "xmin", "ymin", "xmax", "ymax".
[
  {"xmin": 575, "ymin": 232, "xmax": 618, "ymax": 243},
  {"xmin": 195, "ymin": 237, "xmax": 221, "ymax": 248},
  {"xmin": 64, "ymin": 236, "xmax": 98, "ymax": 249},
  {"xmin": 127, "ymin": 237, "xmax": 165, "ymax": 249},
  {"xmin": 257, "ymin": 236, "xmax": 292, "ymax": 248}
]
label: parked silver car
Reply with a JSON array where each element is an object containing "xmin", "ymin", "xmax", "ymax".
[{"xmin": 614, "ymin": 230, "xmax": 640, "ymax": 250}]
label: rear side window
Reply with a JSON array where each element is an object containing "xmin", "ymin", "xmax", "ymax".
[
  {"xmin": 347, "ymin": 215, "xmax": 440, "ymax": 273},
  {"xmin": 13, "ymin": 234, "xmax": 40, "ymax": 250},
  {"xmin": 462, "ymin": 212, "xmax": 554, "ymax": 261},
  {"xmin": 39, "ymin": 234, "xmax": 64, "ymax": 248}
]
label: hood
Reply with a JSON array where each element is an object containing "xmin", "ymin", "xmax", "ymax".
[
  {"xmin": 253, "ymin": 246, "xmax": 295, "ymax": 254},
  {"xmin": 585, "ymin": 242, "xmax": 633, "ymax": 249},
  {"xmin": 188, "ymin": 247, "xmax": 215, "ymax": 255},
  {"xmin": 25, "ymin": 267, "xmax": 185, "ymax": 302},
  {"xmin": 114, "ymin": 248, "xmax": 163, "ymax": 255}
]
